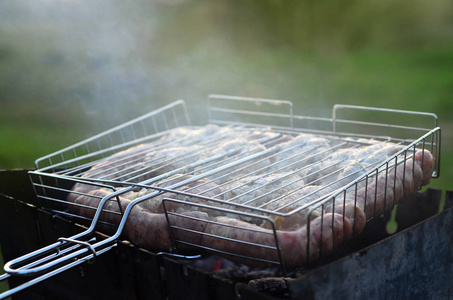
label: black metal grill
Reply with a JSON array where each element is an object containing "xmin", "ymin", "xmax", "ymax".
[{"xmin": 1, "ymin": 169, "xmax": 452, "ymax": 299}]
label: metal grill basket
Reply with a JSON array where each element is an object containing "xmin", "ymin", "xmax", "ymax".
[{"xmin": 1, "ymin": 95, "xmax": 441, "ymax": 298}]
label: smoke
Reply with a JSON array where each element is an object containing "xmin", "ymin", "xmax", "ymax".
[
  {"xmin": 1, "ymin": 0, "xmax": 452, "ymax": 132},
  {"xmin": 0, "ymin": 0, "xmax": 164, "ymax": 130}
]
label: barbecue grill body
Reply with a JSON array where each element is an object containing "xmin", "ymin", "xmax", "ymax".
[{"xmin": 1, "ymin": 169, "xmax": 452, "ymax": 300}]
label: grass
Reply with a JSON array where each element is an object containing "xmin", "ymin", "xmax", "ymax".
[{"xmin": 1, "ymin": 44, "xmax": 452, "ymax": 190}]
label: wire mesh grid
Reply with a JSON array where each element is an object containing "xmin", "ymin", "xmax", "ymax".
[
  {"xmin": 26, "ymin": 95, "xmax": 440, "ymax": 274},
  {"xmin": 155, "ymin": 127, "xmax": 439, "ymax": 272}
]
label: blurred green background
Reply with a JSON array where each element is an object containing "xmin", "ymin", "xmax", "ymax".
[
  {"xmin": 0, "ymin": 0, "xmax": 452, "ymax": 294},
  {"xmin": 0, "ymin": 0, "xmax": 452, "ymax": 191}
]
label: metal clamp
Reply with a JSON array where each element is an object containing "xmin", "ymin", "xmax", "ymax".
[{"xmin": 58, "ymin": 237, "xmax": 97, "ymax": 264}]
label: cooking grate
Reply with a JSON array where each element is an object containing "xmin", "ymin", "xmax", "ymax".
[{"xmin": 1, "ymin": 95, "xmax": 440, "ymax": 298}]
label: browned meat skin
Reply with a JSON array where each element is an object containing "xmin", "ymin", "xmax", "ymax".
[
  {"xmin": 68, "ymin": 147, "xmax": 433, "ymax": 267},
  {"xmin": 83, "ymin": 144, "xmax": 152, "ymax": 181},
  {"xmin": 67, "ymin": 182, "xmax": 101, "ymax": 204},
  {"xmin": 223, "ymin": 173, "xmax": 305, "ymax": 207},
  {"xmin": 78, "ymin": 126, "xmax": 265, "ymax": 183},
  {"xmin": 68, "ymin": 189, "xmax": 365, "ymax": 267},
  {"xmin": 416, "ymin": 149, "xmax": 435, "ymax": 186},
  {"xmin": 70, "ymin": 189, "xmax": 210, "ymax": 251},
  {"xmin": 120, "ymin": 174, "xmax": 225, "ymax": 214},
  {"xmin": 340, "ymin": 149, "xmax": 433, "ymax": 219},
  {"xmin": 66, "ymin": 143, "xmax": 154, "ymax": 204},
  {"xmin": 201, "ymin": 203, "xmax": 364, "ymax": 267},
  {"xmin": 65, "ymin": 124, "xmax": 436, "ymax": 267},
  {"xmin": 157, "ymin": 124, "xmax": 226, "ymax": 144},
  {"xmin": 263, "ymin": 134, "xmax": 293, "ymax": 149},
  {"xmin": 200, "ymin": 150, "xmax": 434, "ymax": 267}
]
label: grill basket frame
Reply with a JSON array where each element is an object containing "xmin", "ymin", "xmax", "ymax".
[{"xmin": 13, "ymin": 95, "xmax": 442, "ymax": 279}]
